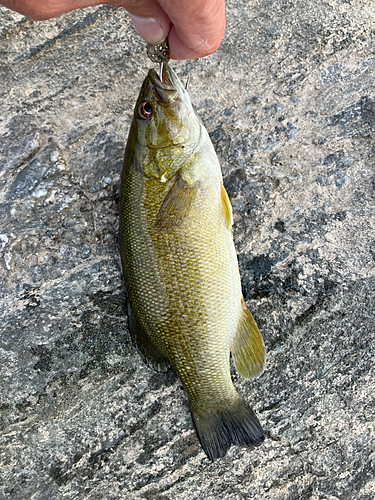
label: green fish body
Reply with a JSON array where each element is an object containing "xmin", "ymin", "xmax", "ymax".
[{"xmin": 120, "ymin": 64, "xmax": 265, "ymax": 460}]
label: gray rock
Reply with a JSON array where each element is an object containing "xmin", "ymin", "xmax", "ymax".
[{"xmin": 0, "ymin": 1, "xmax": 374, "ymax": 498}]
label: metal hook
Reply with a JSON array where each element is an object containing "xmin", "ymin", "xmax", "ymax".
[
  {"xmin": 185, "ymin": 75, "xmax": 190, "ymax": 90},
  {"xmin": 159, "ymin": 62, "xmax": 163, "ymax": 82}
]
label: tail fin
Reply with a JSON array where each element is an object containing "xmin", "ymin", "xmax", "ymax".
[{"xmin": 191, "ymin": 397, "xmax": 264, "ymax": 461}]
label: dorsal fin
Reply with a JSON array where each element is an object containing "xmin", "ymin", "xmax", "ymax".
[
  {"xmin": 220, "ymin": 184, "xmax": 233, "ymax": 231},
  {"xmin": 231, "ymin": 297, "xmax": 265, "ymax": 379}
]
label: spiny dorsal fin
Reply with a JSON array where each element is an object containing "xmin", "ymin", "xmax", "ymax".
[
  {"xmin": 220, "ymin": 183, "xmax": 233, "ymax": 231},
  {"xmin": 128, "ymin": 304, "xmax": 171, "ymax": 373},
  {"xmin": 231, "ymin": 297, "xmax": 265, "ymax": 379},
  {"xmin": 154, "ymin": 174, "xmax": 198, "ymax": 231}
]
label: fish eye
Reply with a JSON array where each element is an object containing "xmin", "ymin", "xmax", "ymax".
[{"xmin": 139, "ymin": 100, "xmax": 153, "ymax": 119}]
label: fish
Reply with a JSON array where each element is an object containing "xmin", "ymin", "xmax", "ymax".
[{"xmin": 119, "ymin": 63, "xmax": 266, "ymax": 461}]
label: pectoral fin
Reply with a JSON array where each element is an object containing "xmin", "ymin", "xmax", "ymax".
[
  {"xmin": 231, "ymin": 297, "xmax": 265, "ymax": 379},
  {"xmin": 220, "ymin": 184, "xmax": 233, "ymax": 231},
  {"xmin": 154, "ymin": 174, "xmax": 198, "ymax": 231},
  {"xmin": 128, "ymin": 305, "xmax": 171, "ymax": 373}
]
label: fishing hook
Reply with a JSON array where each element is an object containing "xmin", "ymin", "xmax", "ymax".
[{"xmin": 159, "ymin": 62, "xmax": 163, "ymax": 82}]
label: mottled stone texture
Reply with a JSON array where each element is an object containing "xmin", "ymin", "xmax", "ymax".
[{"xmin": 0, "ymin": 1, "xmax": 374, "ymax": 498}]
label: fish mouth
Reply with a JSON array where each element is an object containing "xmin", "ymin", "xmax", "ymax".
[
  {"xmin": 148, "ymin": 64, "xmax": 179, "ymax": 103},
  {"xmin": 147, "ymin": 140, "xmax": 186, "ymax": 150}
]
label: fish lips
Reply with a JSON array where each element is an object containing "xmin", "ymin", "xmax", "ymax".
[{"xmin": 148, "ymin": 67, "xmax": 179, "ymax": 104}]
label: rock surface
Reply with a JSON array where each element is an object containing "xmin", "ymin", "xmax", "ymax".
[{"xmin": 0, "ymin": 1, "xmax": 374, "ymax": 498}]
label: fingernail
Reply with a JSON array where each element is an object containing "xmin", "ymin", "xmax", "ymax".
[{"xmin": 128, "ymin": 14, "xmax": 169, "ymax": 45}]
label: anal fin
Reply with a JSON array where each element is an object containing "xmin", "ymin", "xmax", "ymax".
[
  {"xmin": 128, "ymin": 305, "xmax": 171, "ymax": 373},
  {"xmin": 231, "ymin": 297, "xmax": 265, "ymax": 379}
]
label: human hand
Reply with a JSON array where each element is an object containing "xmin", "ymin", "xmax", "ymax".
[{"xmin": 0, "ymin": 0, "xmax": 225, "ymax": 60}]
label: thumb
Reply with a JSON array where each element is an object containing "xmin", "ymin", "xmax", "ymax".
[
  {"xmin": 158, "ymin": 0, "xmax": 226, "ymax": 60},
  {"xmin": 115, "ymin": 0, "xmax": 171, "ymax": 45}
]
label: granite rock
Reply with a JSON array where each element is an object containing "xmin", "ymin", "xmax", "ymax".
[{"xmin": 0, "ymin": 1, "xmax": 374, "ymax": 499}]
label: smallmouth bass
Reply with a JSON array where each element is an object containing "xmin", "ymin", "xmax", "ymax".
[{"xmin": 119, "ymin": 64, "xmax": 265, "ymax": 461}]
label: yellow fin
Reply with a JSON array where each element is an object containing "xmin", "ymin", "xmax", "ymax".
[
  {"xmin": 220, "ymin": 184, "xmax": 233, "ymax": 231},
  {"xmin": 231, "ymin": 297, "xmax": 265, "ymax": 379},
  {"xmin": 154, "ymin": 174, "xmax": 198, "ymax": 231}
]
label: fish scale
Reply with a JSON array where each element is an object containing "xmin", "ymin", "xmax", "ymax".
[{"xmin": 120, "ymin": 63, "xmax": 266, "ymax": 460}]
